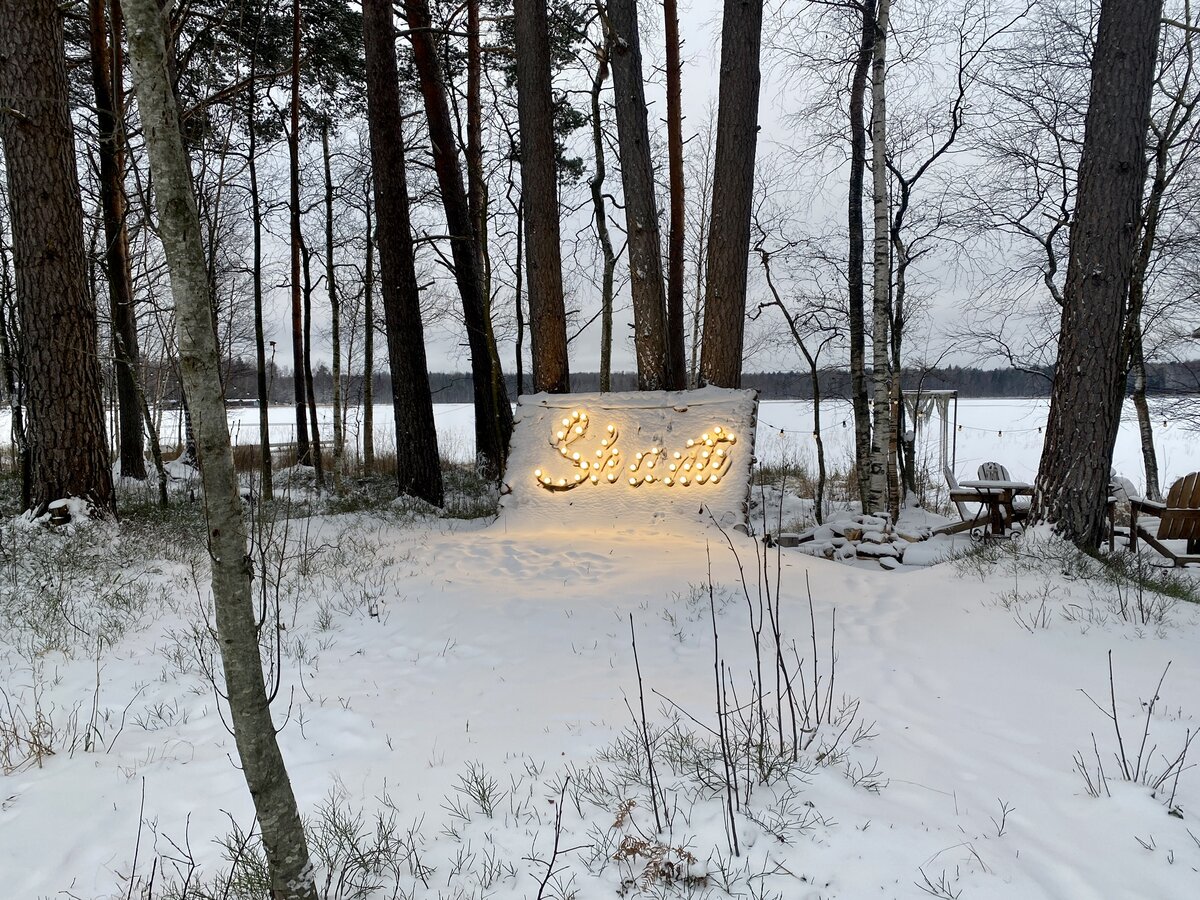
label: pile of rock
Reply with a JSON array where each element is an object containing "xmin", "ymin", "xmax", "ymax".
[{"xmin": 768, "ymin": 514, "xmax": 933, "ymax": 569}]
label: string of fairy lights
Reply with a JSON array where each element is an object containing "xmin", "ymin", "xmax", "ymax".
[{"xmin": 534, "ymin": 409, "xmax": 737, "ymax": 491}]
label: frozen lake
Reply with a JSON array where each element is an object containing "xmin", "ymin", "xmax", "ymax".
[{"xmin": 8, "ymin": 396, "xmax": 1189, "ymax": 495}]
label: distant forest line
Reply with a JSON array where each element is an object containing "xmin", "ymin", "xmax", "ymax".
[{"xmin": 201, "ymin": 360, "xmax": 1200, "ymax": 405}]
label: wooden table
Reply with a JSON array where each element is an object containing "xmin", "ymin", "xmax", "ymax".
[{"xmin": 955, "ymin": 479, "xmax": 1034, "ymax": 537}]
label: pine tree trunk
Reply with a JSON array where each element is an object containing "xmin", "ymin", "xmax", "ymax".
[
  {"xmin": 698, "ymin": 0, "xmax": 764, "ymax": 389},
  {"xmin": 363, "ymin": 0, "xmax": 444, "ymax": 504},
  {"xmin": 848, "ymin": 0, "xmax": 875, "ymax": 509},
  {"xmin": 288, "ymin": 0, "xmax": 311, "ymax": 467},
  {"xmin": 1033, "ymin": 0, "xmax": 1163, "ymax": 548},
  {"xmin": 123, "ymin": 3, "xmax": 318, "ymax": 897},
  {"xmin": 0, "ymin": 0, "xmax": 115, "ymax": 515},
  {"xmin": 589, "ymin": 37, "xmax": 617, "ymax": 393},
  {"xmin": 514, "ymin": 0, "xmax": 570, "ymax": 393},
  {"xmin": 301, "ymin": 241, "xmax": 325, "ymax": 488},
  {"xmin": 404, "ymin": 0, "xmax": 512, "ymax": 476},
  {"xmin": 663, "ymin": 0, "xmax": 687, "ymax": 390},
  {"xmin": 322, "ymin": 123, "xmax": 344, "ymax": 485},
  {"xmin": 0, "ymin": 201, "xmax": 27, "ymax": 493},
  {"xmin": 247, "ymin": 68, "xmax": 273, "ymax": 500},
  {"xmin": 607, "ymin": 0, "xmax": 673, "ymax": 390},
  {"xmin": 90, "ymin": 0, "xmax": 146, "ymax": 481}
]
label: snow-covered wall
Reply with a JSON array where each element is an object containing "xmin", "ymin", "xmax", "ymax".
[{"xmin": 500, "ymin": 388, "xmax": 758, "ymax": 532}]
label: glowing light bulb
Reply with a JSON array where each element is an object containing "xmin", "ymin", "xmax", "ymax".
[
  {"xmin": 651, "ymin": 446, "xmax": 659, "ymax": 454},
  {"xmin": 628, "ymin": 463, "xmax": 636, "ymax": 472},
  {"xmin": 646, "ymin": 474, "xmax": 655, "ymax": 483},
  {"xmin": 574, "ymin": 473, "xmax": 582, "ymax": 482},
  {"xmin": 711, "ymin": 475, "xmax": 720, "ymax": 484},
  {"xmin": 556, "ymin": 430, "xmax": 566, "ymax": 440},
  {"xmin": 575, "ymin": 425, "xmax": 584, "ymax": 435},
  {"xmin": 665, "ymin": 476, "xmax": 674, "ymax": 486},
  {"xmin": 680, "ymin": 475, "xmax": 689, "ymax": 486},
  {"xmin": 702, "ymin": 433, "xmax": 710, "ymax": 442},
  {"xmin": 590, "ymin": 475, "xmax": 598, "ymax": 484},
  {"xmin": 601, "ymin": 439, "xmax": 609, "ymax": 447},
  {"xmin": 572, "ymin": 452, "xmax": 580, "ymax": 461},
  {"xmin": 534, "ymin": 469, "xmax": 542, "ymax": 478},
  {"xmin": 573, "ymin": 410, "xmax": 581, "ymax": 419},
  {"xmin": 687, "ymin": 439, "xmax": 695, "ymax": 447},
  {"xmin": 607, "ymin": 473, "xmax": 616, "ymax": 482},
  {"xmin": 714, "ymin": 426, "xmax": 723, "ymax": 434},
  {"xmin": 702, "ymin": 451, "xmax": 710, "ymax": 459},
  {"xmin": 636, "ymin": 452, "xmax": 644, "ymax": 460},
  {"xmin": 558, "ymin": 478, "xmax": 566, "ymax": 487},
  {"xmin": 728, "ymin": 433, "xmax": 737, "ymax": 443},
  {"xmin": 562, "ymin": 418, "xmax": 571, "ymax": 427},
  {"xmin": 705, "ymin": 439, "xmax": 714, "ymax": 447},
  {"xmin": 684, "ymin": 462, "xmax": 692, "ymax": 471},
  {"xmin": 669, "ymin": 463, "xmax": 677, "ymax": 472},
  {"xmin": 592, "ymin": 462, "xmax": 600, "ymax": 470},
  {"xmin": 628, "ymin": 477, "xmax": 637, "ymax": 486},
  {"xmin": 560, "ymin": 447, "xmax": 568, "ymax": 456},
  {"xmin": 607, "ymin": 424, "xmax": 615, "ymax": 433},
  {"xmin": 596, "ymin": 450, "xmax": 603, "ymax": 458},
  {"xmin": 673, "ymin": 451, "xmax": 682, "ymax": 459},
  {"xmin": 716, "ymin": 448, "xmax": 725, "ymax": 457},
  {"xmin": 696, "ymin": 474, "xmax": 707, "ymax": 484},
  {"xmin": 542, "ymin": 476, "xmax": 552, "ymax": 485}
]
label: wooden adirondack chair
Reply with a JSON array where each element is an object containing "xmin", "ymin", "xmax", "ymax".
[
  {"xmin": 1129, "ymin": 472, "xmax": 1200, "ymax": 566},
  {"xmin": 934, "ymin": 466, "xmax": 990, "ymax": 535}
]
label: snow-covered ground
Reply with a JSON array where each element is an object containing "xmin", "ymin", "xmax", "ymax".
[{"xmin": 1, "ymin": 395, "xmax": 1199, "ymax": 898}]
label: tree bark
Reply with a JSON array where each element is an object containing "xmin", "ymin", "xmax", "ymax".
[
  {"xmin": 866, "ymin": 0, "xmax": 892, "ymax": 518},
  {"xmin": 322, "ymin": 123, "xmax": 344, "ymax": 485},
  {"xmin": 514, "ymin": 0, "xmax": 571, "ymax": 393},
  {"xmin": 300, "ymin": 239, "xmax": 325, "ymax": 488},
  {"xmin": 588, "ymin": 34, "xmax": 617, "ymax": 393},
  {"xmin": 362, "ymin": 181, "xmax": 375, "ymax": 474},
  {"xmin": 403, "ymin": 0, "xmax": 512, "ymax": 476},
  {"xmin": 1033, "ymin": 0, "xmax": 1163, "ymax": 548},
  {"xmin": 0, "ymin": 0, "xmax": 115, "ymax": 515},
  {"xmin": 663, "ymin": 0, "xmax": 687, "ymax": 389},
  {"xmin": 288, "ymin": 0, "xmax": 312, "ymax": 467},
  {"xmin": 123, "ymin": 2, "xmax": 318, "ymax": 897},
  {"xmin": 606, "ymin": 0, "xmax": 673, "ymax": 390},
  {"xmin": 247, "ymin": 62, "xmax": 273, "ymax": 500},
  {"xmin": 698, "ymin": 0, "xmax": 764, "ymax": 388},
  {"xmin": 363, "ymin": 0, "xmax": 443, "ymax": 504},
  {"xmin": 90, "ymin": 0, "xmax": 146, "ymax": 481},
  {"xmin": 848, "ymin": 0, "xmax": 876, "ymax": 509}
]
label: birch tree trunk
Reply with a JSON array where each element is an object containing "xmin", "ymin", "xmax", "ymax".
[
  {"xmin": 362, "ymin": 182, "xmax": 375, "ymax": 474},
  {"xmin": 123, "ymin": 2, "xmax": 318, "ymax": 897},
  {"xmin": 0, "ymin": 0, "xmax": 115, "ymax": 515},
  {"xmin": 866, "ymin": 0, "xmax": 892, "ymax": 517}
]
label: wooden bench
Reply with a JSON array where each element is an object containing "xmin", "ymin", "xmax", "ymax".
[{"xmin": 1130, "ymin": 472, "xmax": 1200, "ymax": 566}]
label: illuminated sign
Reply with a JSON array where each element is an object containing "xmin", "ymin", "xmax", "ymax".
[{"xmin": 534, "ymin": 409, "xmax": 737, "ymax": 491}]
